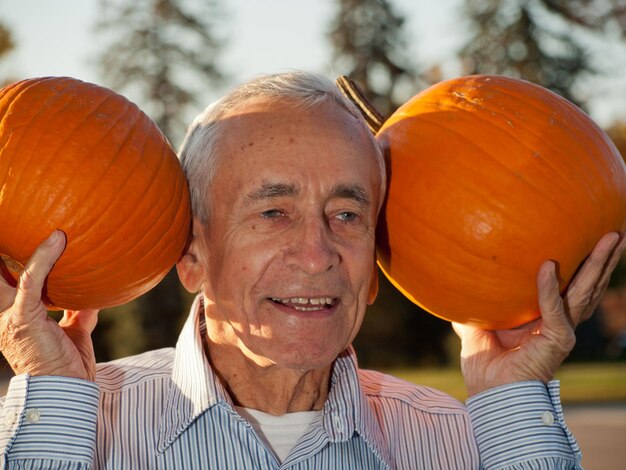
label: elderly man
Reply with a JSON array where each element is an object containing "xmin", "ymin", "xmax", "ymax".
[{"xmin": 0, "ymin": 71, "xmax": 623, "ymax": 469}]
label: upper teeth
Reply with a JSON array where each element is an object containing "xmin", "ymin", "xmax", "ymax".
[{"xmin": 271, "ymin": 297, "xmax": 334, "ymax": 306}]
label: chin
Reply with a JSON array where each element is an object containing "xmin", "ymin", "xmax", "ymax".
[{"xmin": 275, "ymin": 344, "xmax": 343, "ymax": 371}]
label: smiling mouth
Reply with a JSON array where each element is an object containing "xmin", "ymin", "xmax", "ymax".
[{"xmin": 270, "ymin": 297, "xmax": 337, "ymax": 312}]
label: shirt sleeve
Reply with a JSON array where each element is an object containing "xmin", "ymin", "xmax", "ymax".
[
  {"xmin": 466, "ymin": 380, "xmax": 582, "ymax": 470},
  {"xmin": 0, "ymin": 374, "xmax": 100, "ymax": 469}
]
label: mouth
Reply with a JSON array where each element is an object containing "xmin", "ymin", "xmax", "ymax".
[{"xmin": 269, "ymin": 296, "xmax": 338, "ymax": 312}]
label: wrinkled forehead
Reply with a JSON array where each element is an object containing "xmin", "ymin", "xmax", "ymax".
[
  {"xmin": 200, "ymin": 97, "xmax": 385, "ymax": 215},
  {"xmin": 215, "ymin": 97, "xmax": 384, "ymax": 185},
  {"xmin": 219, "ymin": 96, "xmax": 367, "ymax": 139}
]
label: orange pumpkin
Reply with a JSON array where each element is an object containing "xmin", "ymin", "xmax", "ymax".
[
  {"xmin": 376, "ymin": 75, "xmax": 626, "ymax": 329},
  {"xmin": 0, "ymin": 77, "xmax": 191, "ymax": 310}
]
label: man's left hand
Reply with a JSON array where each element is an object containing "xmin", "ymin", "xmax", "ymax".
[{"xmin": 453, "ymin": 232, "xmax": 626, "ymax": 397}]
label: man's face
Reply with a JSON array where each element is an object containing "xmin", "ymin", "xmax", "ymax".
[{"xmin": 196, "ymin": 99, "xmax": 383, "ymax": 370}]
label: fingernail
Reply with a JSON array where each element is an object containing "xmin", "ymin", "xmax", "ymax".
[
  {"xmin": 544, "ymin": 260, "xmax": 560, "ymax": 283},
  {"xmin": 45, "ymin": 230, "xmax": 60, "ymax": 246}
]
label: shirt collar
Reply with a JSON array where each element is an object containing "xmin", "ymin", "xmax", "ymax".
[
  {"xmin": 157, "ymin": 295, "xmax": 391, "ymax": 466},
  {"xmin": 321, "ymin": 347, "xmax": 392, "ymax": 466},
  {"xmin": 157, "ymin": 296, "xmax": 230, "ymax": 453}
]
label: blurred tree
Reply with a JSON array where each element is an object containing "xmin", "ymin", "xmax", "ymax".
[
  {"xmin": 353, "ymin": 272, "xmax": 453, "ymax": 369},
  {"xmin": 599, "ymin": 119, "xmax": 626, "ymax": 359},
  {"xmin": 92, "ymin": 0, "xmax": 226, "ymax": 360},
  {"xmin": 607, "ymin": 120, "xmax": 626, "ymax": 160},
  {"xmin": 0, "ymin": 20, "xmax": 14, "ymax": 371},
  {"xmin": 461, "ymin": 0, "xmax": 626, "ymax": 108},
  {"xmin": 0, "ymin": 20, "xmax": 15, "ymax": 86},
  {"xmin": 329, "ymin": 1, "xmax": 452, "ymax": 368},
  {"xmin": 542, "ymin": 0, "xmax": 626, "ymax": 35},
  {"xmin": 606, "ymin": 121, "xmax": 626, "ymax": 290},
  {"xmin": 328, "ymin": 0, "xmax": 422, "ymax": 117},
  {"xmin": 462, "ymin": 2, "xmax": 626, "ymax": 362},
  {"xmin": 95, "ymin": 0, "xmax": 226, "ymax": 146}
]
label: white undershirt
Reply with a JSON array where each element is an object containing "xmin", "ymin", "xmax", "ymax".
[{"xmin": 235, "ymin": 406, "xmax": 323, "ymax": 463}]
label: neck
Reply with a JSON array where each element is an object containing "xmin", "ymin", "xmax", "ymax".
[{"xmin": 202, "ymin": 316, "xmax": 333, "ymax": 415}]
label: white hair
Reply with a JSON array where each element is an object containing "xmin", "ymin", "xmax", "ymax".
[{"xmin": 178, "ymin": 71, "xmax": 386, "ymax": 223}]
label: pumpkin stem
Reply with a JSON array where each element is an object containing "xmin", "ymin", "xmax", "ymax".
[{"xmin": 335, "ymin": 76, "xmax": 385, "ymax": 134}]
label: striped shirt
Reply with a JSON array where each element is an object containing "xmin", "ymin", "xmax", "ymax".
[{"xmin": 0, "ymin": 298, "xmax": 582, "ymax": 469}]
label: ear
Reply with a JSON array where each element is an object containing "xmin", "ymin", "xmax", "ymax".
[
  {"xmin": 176, "ymin": 218, "xmax": 207, "ymax": 293},
  {"xmin": 367, "ymin": 263, "xmax": 379, "ymax": 305}
]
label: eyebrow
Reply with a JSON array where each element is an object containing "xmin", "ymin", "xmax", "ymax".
[
  {"xmin": 245, "ymin": 182, "xmax": 298, "ymax": 203},
  {"xmin": 330, "ymin": 183, "xmax": 370, "ymax": 206},
  {"xmin": 244, "ymin": 182, "xmax": 370, "ymax": 206}
]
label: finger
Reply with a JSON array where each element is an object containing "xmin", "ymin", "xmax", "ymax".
[
  {"xmin": 0, "ymin": 275, "xmax": 17, "ymax": 313},
  {"xmin": 579, "ymin": 233, "xmax": 626, "ymax": 322},
  {"xmin": 452, "ymin": 322, "xmax": 497, "ymax": 356},
  {"xmin": 566, "ymin": 232, "xmax": 624, "ymax": 323},
  {"xmin": 14, "ymin": 230, "xmax": 66, "ymax": 315},
  {"xmin": 60, "ymin": 309, "xmax": 99, "ymax": 381},
  {"xmin": 451, "ymin": 322, "xmax": 467, "ymax": 339},
  {"xmin": 0, "ymin": 254, "xmax": 22, "ymax": 312},
  {"xmin": 537, "ymin": 260, "xmax": 576, "ymax": 350},
  {"xmin": 593, "ymin": 232, "xmax": 626, "ymax": 287},
  {"xmin": 59, "ymin": 309, "xmax": 100, "ymax": 334}
]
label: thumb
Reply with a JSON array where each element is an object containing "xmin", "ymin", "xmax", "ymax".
[
  {"xmin": 537, "ymin": 260, "xmax": 576, "ymax": 354},
  {"xmin": 537, "ymin": 260, "xmax": 570, "ymax": 330},
  {"xmin": 14, "ymin": 230, "xmax": 66, "ymax": 317}
]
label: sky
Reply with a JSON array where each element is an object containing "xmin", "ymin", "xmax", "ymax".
[{"xmin": 0, "ymin": 0, "xmax": 625, "ymax": 129}]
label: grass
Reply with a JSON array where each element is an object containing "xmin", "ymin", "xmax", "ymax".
[{"xmin": 384, "ymin": 361, "xmax": 626, "ymax": 404}]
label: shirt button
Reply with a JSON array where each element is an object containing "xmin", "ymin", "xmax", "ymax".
[
  {"xmin": 3, "ymin": 410, "xmax": 16, "ymax": 427},
  {"xmin": 333, "ymin": 415, "xmax": 342, "ymax": 429},
  {"xmin": 25, "ymin": 408, "xmax": 41, "ymax": 424},
  {"xmin": 541, "ymin": 411, "xmax": 555, "ymax": 426}
]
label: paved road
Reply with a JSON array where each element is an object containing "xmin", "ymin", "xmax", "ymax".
[{"xmin": 565, "ymin": 403, "xmax": 626, "ymax": 470}]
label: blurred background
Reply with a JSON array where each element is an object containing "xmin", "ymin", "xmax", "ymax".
[
  {"xmin": 1, "ymin": 1, "xmax": 626, "ymax": 466},
  {"xmin": 1, "ymin": 0, "xmax": 624, "ymax": 368}
]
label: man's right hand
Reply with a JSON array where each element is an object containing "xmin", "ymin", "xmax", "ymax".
[{"xmin": 0, "ymin": 230, "xmax": 99, "ymax": 381}]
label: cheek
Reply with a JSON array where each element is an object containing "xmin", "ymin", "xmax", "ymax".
[
  {"xmin": 211, "ymin": 239, "xmax": 279, "ymax": 298},
  {"xmin": 343, "ymin": 242, "xmax": 377, "ymax": 291}
]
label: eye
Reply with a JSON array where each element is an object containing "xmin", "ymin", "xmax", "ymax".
[
  {"xmin": 260, "ymin": 209, "xmax": 285, "ymax": 219},
  {"xmin": 335, "ymin": 211, "xmax": 358, "ymax": 222}
]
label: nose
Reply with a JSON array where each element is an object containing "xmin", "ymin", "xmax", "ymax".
[{"xmin": 284, "ymin": 217, "xmax": 340, "ymax": 274}]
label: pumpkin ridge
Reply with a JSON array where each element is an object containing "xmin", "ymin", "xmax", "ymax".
[
  {"xmin": 139, "ymin": 146, "xmax": 190, "ymax": 249},
  {"xmin": 378, "ymin": 246, "xmax": 537, "ymax": 329},
  {"xmin": 414, "ymin": 100, "xmax": 608, "ymax": 231},
  {"xmin": 383, "ymin": 196, "xmax": 531, "ymax": 277},
  {"xmin": 55, "ymin": 114, "xmax": 162, "ymax": 273},
  {"xmin": 413, "ymin": 94, "xmax": 586, "ymax": 183},
  {"xmin": 473, "ymin": 76, "xmax": 593, "ymax": 129},
  {"xmin": 395, "ymin": 114, "xmax": 587, "ymax": 239},
  {"xmin": 25, "ymin": 94, "xmax": 137, "ymax": 234},
  {"xmin": 0, "ymin": 76, "xmax": 191, "ymax": 310},
  {"xmin": 0, "ymin": 78, "xmax": 92, "ymax": 251},
  {"xmin": 422, "ymin": 80, "xmax": 619, "ymax": 201},
  {"xmin": 375, "ymin": 75, "xmax": 626, "ymax": 327},
  {"xmin": 42, "ymin": 114, "xmax": 169, "ymax": 282},
  {"xmin": 55, "ymin": 123, "xmax": 179, "ymax": 279},
  {"xmin": 9, "ymin": 82, "xmax": 111, "ymax": 229},
  {"xmin": 0, "ymin": 77, "xmax": 59, "ymax": 124},
  {"xmin": 376, "ymin": 258, "xmax": 534, "ymax": 329},
  {"xmin": 43, "ymin": 97, "xmax": 138, "ymax": 216},
  {"xmin": 386, "ymin": 115, "xmax": 603, "ymax": 297},
  {"xmin": 470, "ymin": 85, "xmax": 619, "ymax": 197},
  {"xmin": 53, "ymin": 182, "xmax": 183, "ymax": 295},
  {"xmin": 106, "ymin": 142, "xmax": 182, "ymax": 264}
]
